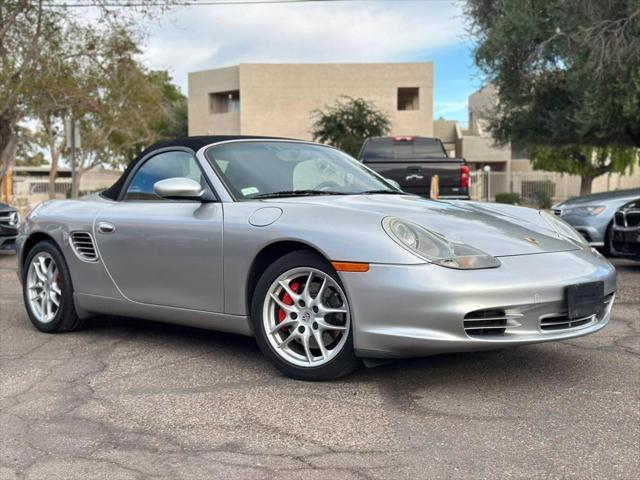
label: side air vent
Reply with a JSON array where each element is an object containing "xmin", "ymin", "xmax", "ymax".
[
  {"xmin": 464, "ymin": 309, "xmax": 522, "ymax": 337},
  {"xmin": 540, "ymin": 314, "xmax": 593, "ymax": 331},
  {"xmin": 70, "ymin": 232, "xmax": 98, "ymax": 262}
]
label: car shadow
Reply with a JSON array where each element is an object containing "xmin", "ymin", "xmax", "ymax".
[
  {"xmin": 82, "ymin": 314, "xmax": 588, "ymax": 390},
  {"xmin": 613, "ymin": 262, "xmax": 640, "ymax": 273},
  {"xmin": 86, "ymin": 314, "xmax": 260, "ymax": 353},
  {"xmin": 610, "ymin": 257, "xmax": 640, "ymax": 271}
]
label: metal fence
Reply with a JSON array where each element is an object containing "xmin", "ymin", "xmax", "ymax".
[
  {"xmin": 27, "ymin": 180, "xmax": 72, "ymax": 195},
  {"xmin": 470, "ymin": 171, "xmax": 582, "ymax": 202},
  {"xmin": 13, "ymin": 177, "xmax": 72, "ymax": 202}
]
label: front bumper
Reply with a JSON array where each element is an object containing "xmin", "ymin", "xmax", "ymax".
[
  {"xmin": 611, "ymin": 226, "xmax": 640, "ymax": 259},
  {"xmin": 555, "ymin": 213, "xmax": 608, "ymax": 247},
  {"xmin": 0, "ymin": 234, "xmax": 17, "ymax": 252},
  {"xmin": 340, "ymin": 249, "xmax": 616, "ymax": 358},
  {"xmin": 564, "ymin": 223, "xmax": 604, "ymax": 246}
]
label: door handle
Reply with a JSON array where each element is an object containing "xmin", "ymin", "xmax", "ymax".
[{"xmin": 97, "ymin": 222, "xmax": 115, "ymax": 234}]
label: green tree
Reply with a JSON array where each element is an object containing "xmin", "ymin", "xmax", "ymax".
[
  {"xmin": 0, "ymin": 0, "xmax": 68, "ymax": 189},
  {"xmin": 311, "ymin": 96, "xmax": 391, "ymax": 158},
  {"xmin": 0, "ymin": 0, "xmax": 175, "ymax": 195},
  {"xmin": 150, "ymin": 70, "xmax": 189, "ymax": 140},
  {"xmin": 530, "ymin": 145, "xmax": 638, "ymax": 195},
  {"xmin": 465, "ymin": 0, "xmax": 640, "ymax": 194},
  {"xmin": 70, "ymin": 30, "xmax": 188, "ymax": 193},
  {"xmin": 15, "ymin": 126, "xmax": 48, "ymax": 167},
  {"xmin": 27, "ymin": 19, "xmax": 90, "ymax": 198}
]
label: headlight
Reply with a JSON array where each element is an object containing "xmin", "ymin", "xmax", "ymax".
[
  {"xmin": 382, "ymin": 217, "xmax": 500, "ymax": 269},
  {"xmin": 8, "ymin": 211, "xmax": 20, "ymax": 227},
  {"xmin": 540, "ymin": 210, "xmax": 589, "ymax": 249},
  {"xmin": 562, "ymin": 205, "xmax": 605, "ymax": 216}
]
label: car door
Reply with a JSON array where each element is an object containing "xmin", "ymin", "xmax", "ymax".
[{"xmin": 94, "ymin": 149, "xmax": 224, "ymax": 312}]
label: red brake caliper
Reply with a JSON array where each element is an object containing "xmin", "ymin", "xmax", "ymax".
[{"xmin": 278, "ymin": 282, "xmax": 300, "ymax": 324}]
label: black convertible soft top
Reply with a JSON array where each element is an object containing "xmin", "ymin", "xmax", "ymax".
[{"xmin": 102, "ymin": 135, "xmax": 289, "ymax": 200}]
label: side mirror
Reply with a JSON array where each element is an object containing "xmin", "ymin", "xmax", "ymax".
[
  {"xmin": 153, "ymin": 177, "xmax": 204, "ymax": 201},
  {"xmin": 386, "ymin": 178, "xmax": 401, "ymax": 190}
]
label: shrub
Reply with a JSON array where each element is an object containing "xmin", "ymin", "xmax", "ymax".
[
  {"xmin": 495, "ymin": 192, "xmax": 521, "ymax": 205},
  {"xmin": 529, "ymin": 190, "xmax": 552, "ymax": 209}
]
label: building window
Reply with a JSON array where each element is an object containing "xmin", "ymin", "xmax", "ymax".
[
  {"xmin": 511, "ymin": 143, "xmax": 529, "ymax": 160},
  {"xmin": 397, "ymin": 87, "xmax": 419, "ymax": 111},
  {"xmin": 209, "ymin": 90, "xmax": 240, "ymax": 114}
]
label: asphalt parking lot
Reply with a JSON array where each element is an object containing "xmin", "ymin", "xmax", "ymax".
[{"xmin": 1, "ymin": 253, "xmax": 638, "ymax": 480}]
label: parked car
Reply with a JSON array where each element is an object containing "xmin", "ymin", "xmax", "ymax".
[
  {"xmin": 358, "ymin": 136, "xmax": 469, "ymax": 199},
  {"xmin": 0, "ymin": 202, "xmax": 19, "ymax": 252},
  {"xmin": 611, "ymin": 199, "xmax": 640, "ymax": 260},
  {"xmin": 17, "ymin": 136, "xmax": 616, "ymax": 380},
  {"xmin": 552, "ymin": 188, "xmax": 640, "ymax": 254}
]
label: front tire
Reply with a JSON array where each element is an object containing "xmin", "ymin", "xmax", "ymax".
[
  {"xmin": 22, "ymin": 240, "xmax": 84, "ymax": 333},
  {"xmin": 251, "ymin": 251, "xmax": 360, "ymax": 381},
  {"xmin": 603, "ymin": 222, "xmax": 614, "ymax": 257}
]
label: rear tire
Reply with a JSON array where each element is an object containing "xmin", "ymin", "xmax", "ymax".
[
  {"xmin": 22, "ymin": 240, "xmax": 84, "ymax": 333},
  {"xmin": 251, "ymin": 250, "xmax": 360, "ymax": 381}
]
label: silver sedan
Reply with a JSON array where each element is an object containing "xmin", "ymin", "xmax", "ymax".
[
  {"xmin": 552, "ymin": 188, "xmax": 640, "ymax": 253},
  {"xmin": 16, "ymin": 136, "xmax": 616, "ymax": 380}
]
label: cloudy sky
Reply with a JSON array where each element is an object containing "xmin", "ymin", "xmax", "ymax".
[{"xmin": 140, "ymin": 0, "xmax": 481, "ymax": 124}]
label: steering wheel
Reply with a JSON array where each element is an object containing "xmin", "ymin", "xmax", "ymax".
[{"xmin": 315, "ymin": 181, "xmax": 341, "ymax": 191}]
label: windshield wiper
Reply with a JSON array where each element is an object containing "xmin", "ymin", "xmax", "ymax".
[
  {"xmin": 251, "ymin": 190, "xmax": 348, "ymax": 199},
  {"xmin": 357, "ymin": 189, "xmax": 406, "ymax": 195}
]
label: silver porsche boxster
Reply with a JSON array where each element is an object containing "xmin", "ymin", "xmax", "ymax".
[{"xmin": 16, "ymin": 136, "xmax": 617, "ymax": 380}]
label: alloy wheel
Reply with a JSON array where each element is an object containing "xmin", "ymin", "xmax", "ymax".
[
  {"xmin": 27, "ymin": 252, "xmax": 62, "ymax": 324},
  {"xmin": 262, "ymin": 267, "xmax": 350, "ymax": 368}
]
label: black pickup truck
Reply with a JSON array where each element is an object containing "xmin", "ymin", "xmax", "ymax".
[{"xmin": 358, "ymin": 136, "xmax": 470, "ymax": 199}]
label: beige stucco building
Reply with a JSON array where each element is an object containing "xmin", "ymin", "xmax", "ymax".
[
  {"xmin": 188, "ymin": 63, "xmax": 434, "ymax": 140},
  {"xmin": 435, "ymin": 85, "xmax": 512, "ymax": 172},
  {"xmin": 434, "ymin": 85, "xmax": 639, "ymax": 197}
]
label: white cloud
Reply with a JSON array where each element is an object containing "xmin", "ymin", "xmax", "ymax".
[
  {"xmin": 140, "ymin": 1, "xmax": 466, "ymax": 93},
  {"xmin": 434, "ymin": 100, "xmax": 468, "ymax": 117}
]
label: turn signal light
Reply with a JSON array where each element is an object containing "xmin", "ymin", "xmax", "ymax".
[{"xmin": 331, "ymin": 261, "xmax": 370, "ymax": 272}]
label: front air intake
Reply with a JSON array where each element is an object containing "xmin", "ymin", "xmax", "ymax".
[
  {"xmin": 539, "ymin": 294, "xmax": 613, "ymax": 331},
  {"xmin": 70, "ymin": 232, "xmax": 98, "ymax": 262},
  {"xmin": 539, "ymin": 314, "xmax": 593, "ymax": 331},
  {"xmin": 464, "ymin": 309, "xmax": 509, "ymax": 336}
]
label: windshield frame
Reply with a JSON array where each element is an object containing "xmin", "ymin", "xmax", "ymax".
[{"xmin": 203, "ymin": 139, "xmax": 402, "ymax": 202}]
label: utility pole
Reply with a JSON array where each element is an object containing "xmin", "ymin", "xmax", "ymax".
[
  {"xmin": 65, "ymin": 116, "xmax": 81, "ymax": 199},
  {"xmin": 70, "ymin": 119, "xmax": 77, "ymax": 199}
]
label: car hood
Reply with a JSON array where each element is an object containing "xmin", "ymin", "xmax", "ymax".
[
  {"xmin": 0, "ymin": 203, "xmax": 16, "ymax": 214},
  {"xmin": 554, "ymin": 188, "xmax": 640, "ymax": 208},
  {"xmin": 270, "ymin": 195, "xmax": 579, "ymax": 257}
]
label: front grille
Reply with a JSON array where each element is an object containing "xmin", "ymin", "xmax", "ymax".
[
  {"xmin": 627, "ymin": 211, "xmax": 640, "ymax": 227},
  {"xmin": 615, "ymin": 208, "xmax": 640, "ymax": 228},
  {"xmin": 540, "ymin": 294, "xmax": 613, "ymax": 331},
  {"xmin": 612, "ymin": 239, "xmax": 640, "ymax": 255},
  {"xmin": 0, "ymin": 211, "xmax": 18, "ymax": 227},
  {"xmin": 464, "ymin": 309, "xmax": 521, "ymax": 337},
  {"xmin": 552, "ymin": 209, "xmax": 562, "ymax": 216},
  {"xmin": 70, "ymin": 232, "xmax": 98, "ymax": 262}
]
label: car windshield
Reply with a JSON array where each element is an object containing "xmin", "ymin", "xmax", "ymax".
[{"xmin": 205, "ymin": 141, "xmax": 399, "ymax": 200}]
